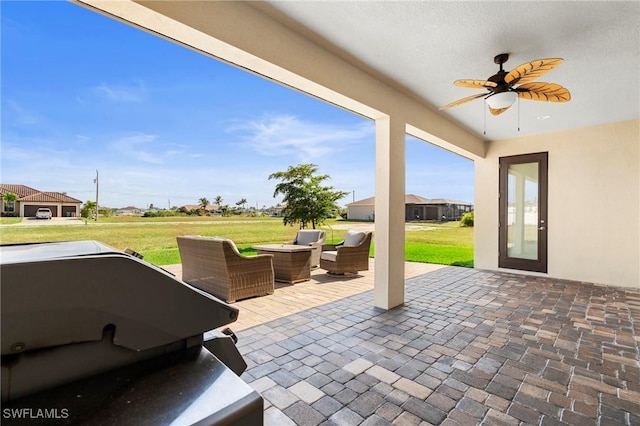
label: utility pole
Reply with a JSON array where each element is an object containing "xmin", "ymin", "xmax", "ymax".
[{"xmin": 94, "ymin": 170, "xmax": 99, "ymax": 222}]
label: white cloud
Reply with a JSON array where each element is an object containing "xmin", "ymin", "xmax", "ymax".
[
  {"xmin": 6, "ymin": 100, "xmax": 38, "ymax": 125},
  {"xmin": 87, "ymin": 80, "xmax": 146, "ymax": 103},
  {"xmin": 109, "ymin": 133, "xmax": 163, "ymax": 164},
  {"xmin": 0, "ymin": 140, "xmax": 96, "ymax": 199},
  {"xmin": 0, "ymin": 143, "xmax": 37, "ymax": 162},
  {"xmin": 106, "ymin": 134, "xmax": 208, "ymax": 165},
  {"xmin": 228, "ymin": 114, "xmax": 374, "ymax": 161}
]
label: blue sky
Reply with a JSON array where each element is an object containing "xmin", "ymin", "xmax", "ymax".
[{"xmin": 1, "ymin": 1, "xmax": 473, "ymax": 210}]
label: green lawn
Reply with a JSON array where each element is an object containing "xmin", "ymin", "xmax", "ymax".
[
  {"xmin": 0, "ymin": 217, "xmax": 23, "ymax": 225},
  {"xmin": 0, "ymin": 217, "xmax": 473, "ymax": 267}
]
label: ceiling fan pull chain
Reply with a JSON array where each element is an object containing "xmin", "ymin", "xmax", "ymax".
[
  {"xmin": 517, "ymin": 97, "xmax": 521, "ymax": 132},
  {"xmin": 483, "ymin": 101, "xmax": 487, "ymax": 135}
]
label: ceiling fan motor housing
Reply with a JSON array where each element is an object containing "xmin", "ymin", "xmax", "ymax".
[{"xmin": 488, "ymin": 71, "xmax": 509, "ymax": 93}]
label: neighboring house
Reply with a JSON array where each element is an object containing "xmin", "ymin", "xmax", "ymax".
[
  {"xmin": 347, "ymin": 194, "xmax": 473, "ymax": 221},
  {"xmin": 115, "ymin": 206, "xmax": 144, "ymax": 215},
  {"xmin": 179, "ymin": 204, "xmax": 218, "ymax": 214},
  {"xmin": 265, "ymin": 204, "xmax": 286, "ymax": 217},
  {"xmin": 421, "ymin": 198, "xmax": 473, "ymax": 221},
  {"xmin": 0, "ymin": 184, "xmax": 82, "ymax": 218}
]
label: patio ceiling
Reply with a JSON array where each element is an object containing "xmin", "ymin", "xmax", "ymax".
[{"xmin": 251, "ymin": 1, "xmax": 639, "ymax": 141}]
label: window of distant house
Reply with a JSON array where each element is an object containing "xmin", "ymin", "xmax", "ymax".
[{"xmin": 4, "ymin": 200, "xmax": 15, "ymax": 212}]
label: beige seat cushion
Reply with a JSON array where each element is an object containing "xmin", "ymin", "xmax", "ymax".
[
  {"xmin": 320, "ymin": 251, "xmax": 338, "ymax": 262},
  {"xmin": 343, "ymin": 231, "xmax": 365, "ymax": 246},
  {"xmin": 295, "ymin": 230, "xmax": 324, "ymax": 246}
]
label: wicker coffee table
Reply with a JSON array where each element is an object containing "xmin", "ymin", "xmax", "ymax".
[{"xmin": 253, "ymin": 244, "xmax": 312, "ymax": 284}]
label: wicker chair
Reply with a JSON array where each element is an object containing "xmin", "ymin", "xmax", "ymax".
[
  {"xmin": 320, "ymin": 231, "xmax": 372, "ymax": 274},
  {"xmin": 177, "ymin": 236, "xmax": 275, "ymax": 303},
  {"xmin": 289, "ymin": 229, "xmax": 326, "ymax": 268}
]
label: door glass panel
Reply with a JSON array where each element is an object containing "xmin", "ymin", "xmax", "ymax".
[{"xmin": 507, "ymin": 162, "xmax": 539, "ymax": 260}]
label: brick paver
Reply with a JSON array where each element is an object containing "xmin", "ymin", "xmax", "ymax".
[{"xmin": 171, "ymin": 263, "xmax": 640, "ymax": 424}]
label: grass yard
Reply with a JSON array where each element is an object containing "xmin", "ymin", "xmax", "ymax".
[
  {"xmin": 0, "ymin": 217, "xmax": 473, "ymax": 267},
  {"xmin": 0, "ymin": 217, "xmax": 23, "ymax": 225},
  {"xmin": 404, "ymin": 221, "xmax": 474, "ymax": 267}
]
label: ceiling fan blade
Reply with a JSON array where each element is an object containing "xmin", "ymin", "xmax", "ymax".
[
  {"xmin": 489, "ymin": 105, "xmax": 510, "ymax": 116},
  {"xmin": 439, "ymin": 93, "xmax": 486, "ymax": 110},
  {"xmin": 454, "ymin": 79, "xmax": 498, "ymax": 89},
  {"xmin": 505, "ymin": 58, "xmax": 564, "ymax": 85},
  {"xmin": 516, "ymin": 82, "xmax": 571, "ymax": 102}
]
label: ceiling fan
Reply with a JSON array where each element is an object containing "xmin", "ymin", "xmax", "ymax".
[{"xmin": 440, "ymin": 53, "xmax": 571, "ymax": 116}]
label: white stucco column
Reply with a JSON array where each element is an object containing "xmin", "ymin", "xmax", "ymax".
[{"xmin": 374, "ymin": 115, "xmax": 406, "ymax": 309}]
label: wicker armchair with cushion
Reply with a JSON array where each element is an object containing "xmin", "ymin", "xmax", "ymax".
[
  {"xmin": 177, "ymin": 236, "xmax": 275, "ymax": 303},
  {"xmin": 320, "ymin": 231, "xmax": 372, "ymax": 274},
  {"xmin": 289, "ymin": 229, "xmax": 326, "ymax": 268}
]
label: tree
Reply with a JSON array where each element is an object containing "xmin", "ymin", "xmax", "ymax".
[
  {"xmin": 198, "ymin": 197, "xmax": 210, "ymax": 215},
  {"xmin": 269, "ymin": 164, "xmax": 348, "ymax": 229},
  {"xmin": 236, "ymin": 198, "xmax": 248, "ymax": 212},
  {"xmin": 213, "ymin": 195, "xmax": 223, "ymax": 215},
  {"xmin": 460, "ymin": 211, "xmax": 474, "ymax": 227},
  {"xmin": 80, "ymin": 200, "xmax": 96, "ymax": 218},
  {"xmin": 2, "ymin": 192, "xmax": 18, "ymax": 215}
]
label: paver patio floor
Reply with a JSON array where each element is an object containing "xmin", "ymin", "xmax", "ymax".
[
  {"xmin": 164, "ymin": 259, "xmax": 443, "ymax": 331},
  {"xmin": 167, "ymin": 262, "xmax": 640, "ymax": 425}
]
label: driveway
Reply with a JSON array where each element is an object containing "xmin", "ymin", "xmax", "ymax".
[
  {"xmin": 12, "ymin": 217, "xmax": 86, "ymax": 226},
  {"xmin": 329, "ymin": 222, "xmax": 437, "ymax": 232}
]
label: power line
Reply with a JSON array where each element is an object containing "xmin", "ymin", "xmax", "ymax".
[{"xmin": 65, "ymin": 190, "xmax": 217, "ymax": 200}]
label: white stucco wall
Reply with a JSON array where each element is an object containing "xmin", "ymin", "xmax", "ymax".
[
  {"xmin": 347, "ymin": 205, "xmax": 375, "ymax": 221},
  {"xmin": 475, "ymin": 120, "xmax": 639, "ymax": 289}
]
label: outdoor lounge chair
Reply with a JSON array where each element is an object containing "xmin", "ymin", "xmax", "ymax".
[
  {"xmin": 289, "ymin": 229, "xmax": 326, "ymax": 268},
  {"xmin": 320, "ymin": 230, "xmax": 372, "ymax": 274},
  {"xmin": 177, "ymin": 236, "xmax": 275, "ymax": 303}
]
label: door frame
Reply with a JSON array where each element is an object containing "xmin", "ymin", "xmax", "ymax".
[{"xmin": 498, "ymin": 152, "xmax": 548, "ymax": 273}]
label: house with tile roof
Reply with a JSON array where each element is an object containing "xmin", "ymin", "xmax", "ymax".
[
  {"xmin": 115, "ymin": 206, "xmax": 144, "ymax": 215},
  {"xmin": 0, "ymin": 184, "xmax": 82, "ymax": 218},
  {"xmin": 179, "ymin": 204, "xmax": 216, "ymax": 215},
  {"xmin": 347, "ymin": 194, "xmax": 472, "ymax": 221}
]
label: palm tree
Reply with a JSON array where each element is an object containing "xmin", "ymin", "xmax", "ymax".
[
  {"xmin": 213, "ymin": 195, "xmax": 223, "ymax": 215},
  {"xmin": 198, "ymin": 197, "xmax": 210, "ymax": 215},
  {"xmin": 2, "ymin": 192, "xmax": 18, "ymax": 215},
  {"xmin": 236, "ymin": 197, "xmax": 248, "ymax": 213}
]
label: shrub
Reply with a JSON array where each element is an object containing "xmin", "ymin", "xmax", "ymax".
[
  {"xmin": 143, "ymin": 210, "xmax": 183, "ymax": 218},
  {"xmin": 460, "ymin": 211, "xmax": 474, "ymax": 227}
]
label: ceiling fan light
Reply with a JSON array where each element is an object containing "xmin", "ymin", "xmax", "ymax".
[{"xmin": 486, "ymin": 91, "xmax": 517, "ymax": 109}]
